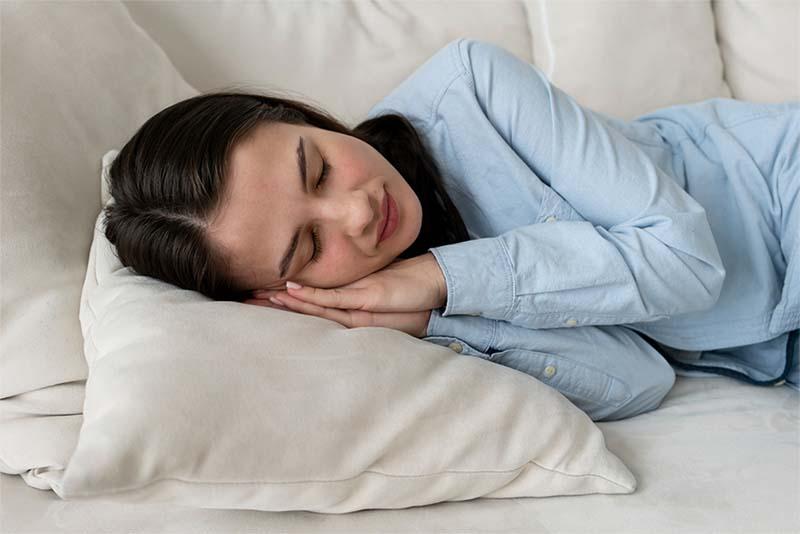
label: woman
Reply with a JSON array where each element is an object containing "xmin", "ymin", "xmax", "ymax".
[{"xmin": 104, "ymin": 38, "xmax": 799, "ymax": 421}]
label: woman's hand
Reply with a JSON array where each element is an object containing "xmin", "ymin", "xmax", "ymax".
[
  {"xmin": 259, "ymin": 252, "xmax": 447, "ymax": 314},
  {"xmin": 244, "ymin": 293, "xmax": 433, "ymax": 338}
]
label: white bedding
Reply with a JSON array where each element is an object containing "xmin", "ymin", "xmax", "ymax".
[{"xmin": 3, "ymin": 375, "xmax": 797, "ymax": 532}]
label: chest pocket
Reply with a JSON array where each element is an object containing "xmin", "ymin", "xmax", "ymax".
[{"xmin": 535, "ymin": 185, "xmax": 587, "ymax": 224}]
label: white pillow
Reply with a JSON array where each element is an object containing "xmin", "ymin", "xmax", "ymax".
[
  {"xmin": 44, "ymin": 153, "xmax": 636, "ymax": 512},
  {"xmin": 0, "ymin": 0, "xmax": 198, "ymax": 488},
  {"xmin": 525, "ymin": 0, "xmax": 731, "ymax": 120},
  {"xmin": 713, "ymin": 0, "xmax": 800, "ymax": 102},
  {"xmin": 122, "ymin": 0, "xmax": 535, "ymax": 125}
]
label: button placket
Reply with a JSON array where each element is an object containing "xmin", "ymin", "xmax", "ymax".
[{"xmin": 538, "ymin": 185, "xmax": 586, "ymax": 223}]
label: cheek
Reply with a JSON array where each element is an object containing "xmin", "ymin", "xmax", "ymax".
[
  {"xmin": 321, "ymin": 236, "xmax": 348, "ymax": 265},
  {"xmin": 345, "ymin": 142, "xmax": 378, "ymax": 177},
  {"xmin": 342, "ymin": 159, "xmax": 370, "ymax": 183},
  {"xmin": 327, "ymin": 239, "xmax": 367, "ymax": 274}
]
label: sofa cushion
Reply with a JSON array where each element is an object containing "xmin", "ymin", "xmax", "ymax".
[
  {"xmin": 713, "ymin": 0, "xmax": 800, "ymax": 102},
  {"xmin": 524, "ymin": 0, "xmax": 731, "ymax": 119},
  {"xmin": 0, "ymin": 0, "xmax": 198, "ymax": 482},
  {"xmin": 122, "ymin": 0, "xmax": 535, "ymax": 123}
]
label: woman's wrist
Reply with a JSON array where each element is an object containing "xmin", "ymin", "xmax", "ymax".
[
  {"xmin": 423, "ymin": 252, "xmax": 447, "ymax": 309},
  {"xmin": 418, "ymin": 309, "xmax": 433, "ymax": 338}
]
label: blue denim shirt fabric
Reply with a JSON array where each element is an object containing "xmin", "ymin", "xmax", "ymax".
[{"xmin": 366, "ymin": 38, "xmax": 800, "ymax": 418}]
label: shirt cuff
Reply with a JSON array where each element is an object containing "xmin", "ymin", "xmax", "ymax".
[
  {"xmin": 428, "ymin": 238, "xmax": 515, "ymax": 319},
  {"xmin": 425, "ymin": 308, "xmax": 498, "ymax": 354}
]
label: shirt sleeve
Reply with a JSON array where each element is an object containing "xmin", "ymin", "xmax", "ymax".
[
  {"xmin": 423, "ymin": 308, "xmax": 498, "ymax": 353},
  {"xmin": 422, "ymin": 308, "xmax": 676, "ymax": 422},
  {"xmin": 428, "ymin": 38, "xmax": 727, "ymax": 330}
]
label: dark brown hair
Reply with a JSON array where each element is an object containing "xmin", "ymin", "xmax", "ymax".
[{"xmin": 103, "ymin": 91, "xmax": 470, "ymax": 302}]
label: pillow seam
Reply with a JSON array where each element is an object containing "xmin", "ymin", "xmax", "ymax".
[{"xmin": 60, "ymin": 460, "xmax": 630, "ymax": 498}]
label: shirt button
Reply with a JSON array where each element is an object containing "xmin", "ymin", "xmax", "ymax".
[
  {"xmin": 565, "ymin": 318, "xmax": 578, "ymax": 327},
  {"xmin": 773, "ymin": 379, "xmax": 786, "ymax": 387},
  {"xmin": 544, "ymin": 365, "xmax": 557, "ymax": 378},
  {"xmin": 545, "ymin": 215, "xmax": 558, "ymax": 223},
  {"xmin": 448, "ymin": 342, "xmax": 463, "ymax": 353}
]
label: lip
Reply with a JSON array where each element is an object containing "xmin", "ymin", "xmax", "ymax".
[
  {"xmin": 378, "ymin": 189, "xmax": 398, "ymax": 244},
  {"xmin": 377, "ymin": 189, "xmax": 389, "ymax": 245}
]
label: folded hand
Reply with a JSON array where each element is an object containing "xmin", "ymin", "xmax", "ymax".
[
  {"xmin": 245, "ymin": 293, "xmax": 432, "ymax": 338},
  {"xmin": 263, "ymin": 252, "xmax": 446, "ymax": 313},
  {"xmin": 243, "ymin": 252, "xmax": 446, "ymax": 337}
]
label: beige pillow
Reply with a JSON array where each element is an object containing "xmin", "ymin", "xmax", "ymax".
[
  {"xmin": 122, "ymin": 0, "xmax": 535, "ymax": 125},
  {"xmin": 713, "ymin": 0, "xmax": 800, "ymax": 102},
  {"xmin": 43, "ymin": 154, "xmax": 636, "ymax": 512},
  {"xmin": 524, "ymin": 0, "xmax": 731, "ymax": 119},
  {"xmin": 0, "ymin": 0, "xmax": 198, "ymax": 487}
]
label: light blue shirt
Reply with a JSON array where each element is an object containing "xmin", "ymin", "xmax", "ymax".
[{"xmin": 366, "ymin": 38, "xmax": 799, "ymax": 414}]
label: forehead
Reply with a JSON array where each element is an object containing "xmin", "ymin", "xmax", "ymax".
[
  {"xmin": 210, "ymin": 121, "xmax": 306, "ymax": 289},
  {"xmin": 230, "ymin": 121, "xmax": 297, "ymax": 172}
]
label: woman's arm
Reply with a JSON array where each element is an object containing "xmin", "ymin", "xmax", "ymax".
[
  {"xmin": 428, "ymin": 39, "xmax": 726, "ymax": 329},
  {"xmin": 422, "ymin": 308, "xmax": 676, "ymax": 422}
]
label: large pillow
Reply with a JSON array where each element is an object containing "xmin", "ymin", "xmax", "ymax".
[
  {"xmin": 713, "ymin": 0, "xmax": 800, "ymax": 102},
  {"xmin": 122, "ymin": 0, "xmax": 535, "ymax": 125},
  {"xmin": 524, "ymin": 0, "xmax": 731, "ymax": 119},
  {"xmin": 43, "ymin": 152, "xmax": 636, "ymax": 512},
  {"xmin": 0, "ymin": 0, "xmax": 198, "ymax": 488}
]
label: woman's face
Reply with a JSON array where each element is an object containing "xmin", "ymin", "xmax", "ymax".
[{"xmin": 208, "ymin": 121, "xmax": 422, "ymax": 292}]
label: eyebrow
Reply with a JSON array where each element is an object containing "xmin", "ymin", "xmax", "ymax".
[{"xmin": 277, "ymin": 135, "xmax": 308, "ymax": 280}]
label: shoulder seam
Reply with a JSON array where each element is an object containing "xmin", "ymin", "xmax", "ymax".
[
  {"xmin": 424, "ymin": 39, "xmax": 471, "ymax": 131},
  {"xmin": 453, "ymin": 38, "xmax": 475, "ymax": 92}
]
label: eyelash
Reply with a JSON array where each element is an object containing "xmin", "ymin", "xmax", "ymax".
[{"xmin": 309, "ymin": 158, "xmax": 330, "ymax": 264}]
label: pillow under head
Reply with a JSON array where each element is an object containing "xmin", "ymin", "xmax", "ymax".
[{"xmin": 45, "ymin": 151, "xmax": 636, "ymax": 512}]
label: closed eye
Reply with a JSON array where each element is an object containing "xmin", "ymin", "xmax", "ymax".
[{"xmin": 309, "ymin": 157, "xmax": 330, "ymax": 263}]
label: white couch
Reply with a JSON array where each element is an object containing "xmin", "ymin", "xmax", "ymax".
[{"xmin": 2, "ymin": 0, "xmax": 798, "ymax": 531}]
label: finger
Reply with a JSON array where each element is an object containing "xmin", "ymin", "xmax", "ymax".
[
  {"xmin": 285, "ymin": 283, "xmax": 365, "ymax": 310},
  {"xmin": 273, "ymin": 293, "xmax": 354, "ymax": 327},
  {"xmin": 244, "ymin": 298, "xmax": 285, "ymax": 310},
  {"xmin": 251, "ymin": 289, "xmax": 282, "ymax": 300},
  {"xmin": 268, "ymin": 297, "xmax": 288, "ymax": 308}
]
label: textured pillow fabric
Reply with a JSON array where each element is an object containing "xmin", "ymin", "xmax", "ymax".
[
  {"xmin": 713, "ymin": 0, "xmax": 800, "ymax": 102},
  {"xmin": 44, "ymin": 154, "xmax": 636, "ymax": 512},
  {"xmin": 122, "ymin": 0, "xmax": 535, "ymax": 125},
  {"xmin": 0, "ymin": 0, "xmax": 198, "ymax": 489},
  {"xmin": 524, "ymin": 0, "xmax": 731, "ymax": 120}
]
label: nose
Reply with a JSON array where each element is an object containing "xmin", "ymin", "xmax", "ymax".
[{"xmin": 318, "ymin": 188, "xmax": 379, "ymax": 238}]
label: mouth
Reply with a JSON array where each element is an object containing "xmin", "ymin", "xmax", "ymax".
[{"xmin": 377, "ymin": 188, "xmax": 389, "ymax": 246}]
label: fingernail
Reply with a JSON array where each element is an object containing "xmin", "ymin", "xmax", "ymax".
[
  {"xmin": 286, "ymin": 281, "xmax": 302, "ymax": 290},
  {"xmin": 269, "ymin": 297, "xmax": 285, "ymax": 307}
]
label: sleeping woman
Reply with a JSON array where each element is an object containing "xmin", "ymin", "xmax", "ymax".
[{"xmin": 102, "ymin": 38, "xmax": 799, "ymax": 421}]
